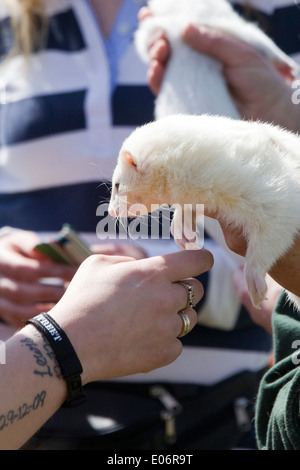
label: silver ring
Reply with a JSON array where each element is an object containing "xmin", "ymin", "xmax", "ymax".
[
  {"xmin": 177, "ymin": 311, "xmax": 191, "ymax": 338},
  {"xmin": 178, "ymin": 281, "xmax": 196, "ymax": 309}
]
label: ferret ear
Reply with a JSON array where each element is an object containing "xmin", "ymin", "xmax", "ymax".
[{"xmin": 122, "ymin": 151, "xmax": 138, "ymax": 171}]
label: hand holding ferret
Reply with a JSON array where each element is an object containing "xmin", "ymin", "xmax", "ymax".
[
  {"xmin": 144, "ymin": 20, "xmax": 300, "ymax": 133},
  {"xmin": 135, "ymin": 0, "xmax": 298, "ymax": 122}
]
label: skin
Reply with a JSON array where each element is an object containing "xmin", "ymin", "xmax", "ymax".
[
  {"xmin": 0, "ymin": 249, "xmax": 213, "ymax": 450},
  {"xmin": 0, "ymin": 231, "xmax": 75, "ymax": 327},
  {"xmin": 87, "ymin": 0, "xmax": 123, "ymax": 37},
  {"xmin": 212, "ymin": 219, "xmax": 300, "ymax": 300},
  {"xmin": 0, "ymin": 230, "xmax": 147, "ymax": 328}
]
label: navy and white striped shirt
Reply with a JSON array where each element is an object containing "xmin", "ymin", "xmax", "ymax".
[
  {"xmin": 1, "ymin": 0, "xmax": 298, "ymax": 384},
  {"xmin": 0, "ymin": 0, "xmax": 153, "ymax": 231}
]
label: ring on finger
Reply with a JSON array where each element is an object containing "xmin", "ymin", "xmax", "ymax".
[
  {"xmin": 178, "ymin": 280, "xmax": 196, "ymax": 309},
  {"xmin": 177, "ymin": 310, "xmax": 191, "ymax": 338}
]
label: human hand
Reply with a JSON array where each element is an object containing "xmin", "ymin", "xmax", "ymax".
[
  {"xmin": 0, "ymin": 230, "xmax": 76, "ymax": 327},
  {"xmin": 138, "ymin": 6, "xmax": 170, "ymax": 97},
  {"xmin": 50, "ymin": 249, "xmax": 213, "ymax": 384},
  {"xmin": 146, "ymin": 22, "xmax": 300, "ymax": 133},
  {"xmin": 181, "ymin": 25, "xmax": 299, "ymax": 132}
]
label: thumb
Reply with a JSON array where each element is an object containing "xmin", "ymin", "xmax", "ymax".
[{"xmin": 182, "ymin": 23, "xmax": 254, "ymax": 67}]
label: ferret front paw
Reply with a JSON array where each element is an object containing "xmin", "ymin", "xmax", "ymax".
[
  {"xmin": 173, "ymin": 232, "xmax": 200, "ymax": 250},
  {"xmin": 244, "ymin": 265, "xmax": 268, "ymax": 309},
  {"xmin": 171, "ymin": 215, "xmax": 200, "ymax": 250}
]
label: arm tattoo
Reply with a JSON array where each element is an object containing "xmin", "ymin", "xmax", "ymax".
[
  {"xmin": 0, "ymin": 391, "xmax": 47, "ymax": 431},
  {"xmin": 20, "ymin": 336, "xmax": 61, "ymax": 379},
  {"xmin": 0, "ymin": 335, "xmax": 61, "ymax": 433}
]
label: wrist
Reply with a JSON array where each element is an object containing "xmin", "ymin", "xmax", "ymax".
[{"xmin": 26, "ymin": 313, "xmax": 86, "ymax": 408}]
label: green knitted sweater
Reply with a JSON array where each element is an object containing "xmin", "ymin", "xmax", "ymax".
[{"xmin": 256, "ymin": 292, "xmax": 300, "ymax": 449}]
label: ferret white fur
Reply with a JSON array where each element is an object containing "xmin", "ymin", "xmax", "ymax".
[
  {"xmin": 135, "ymin": 0, "xmax": 297, "ymax": 119},
  {"xmin": 108, "ymin": 114, "xmax": 300, "ymax": 309}
]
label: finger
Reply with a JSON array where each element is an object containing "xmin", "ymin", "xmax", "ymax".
[
  {"xmin": 8, "ymin": 230, "xmax": 41, "ymax": 254},
  {"xmin": 152, "ymin": 249, "xmax": 214, "ymax": 282},
  {"xmin": 175, "ymin": 307, "xmax": 198, "ymax": 339},
  {"xmin": 30, "ymin": 262, "xmax": 77, "ymax": 282},
  {"xmin": 149, "ymin": 36, "xmax": 170, "ymax": 63},
  {"xmin": 0, "ymin": 277, "xmax": 66, "ymax": 305},
  {"xmin": 173, "ymin": 277, "xmax": 204, "ymax": 312},
  {"xmin": 0, "ymin": 299, "xmax": 56, "ymax": 328},
  {"xmin": 147, "ymin": 33, "xmax": 170, "ymax": 95},
  {"xmin": 0, "ymin": 254, "xmax": 77, "ymax": 282},
  {"xmin": 148, "ymin": 59, "xmax": 165, "ymax": 95},
  {"xmin": 138, "ymin": 6, "xmax": 152, "ymax": 21},
  {"xmin": 182, "ymin": 23, "xmax": 257, "ymax": 67}
]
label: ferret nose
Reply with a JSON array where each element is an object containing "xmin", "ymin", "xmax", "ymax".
[
  {"xmin": 108, "ymin": 202, "xmax": 120, "ymax": 217},
  {"xmin": 109, "ymin": 207, "xmax": 117, "ymax": 217}
]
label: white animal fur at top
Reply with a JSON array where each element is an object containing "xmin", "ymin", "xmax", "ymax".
[
  {"xmin": 108, "ymin": 114, "xmax": 300, "ymax": 309},
  {"xmin": 135, "ymin": 0, "xmax": 298, "ymax": 119}
]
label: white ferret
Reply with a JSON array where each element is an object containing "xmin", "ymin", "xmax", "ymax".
[
  {"xmin": 108, "ymin": 114, "xmax": 300, "ymax": 309},
  {"xmin": 135, "ymin": 0, "xmax": 297, "ymax": 119}
]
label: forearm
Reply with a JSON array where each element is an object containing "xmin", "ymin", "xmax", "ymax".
[{"xmin": 0, "ymin": 326, "xmax": 67, "ymax": 450}]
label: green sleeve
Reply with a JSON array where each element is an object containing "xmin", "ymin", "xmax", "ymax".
[{"xmin": 256, "ymin": 292, "xmax": 300, "ymax": 450}]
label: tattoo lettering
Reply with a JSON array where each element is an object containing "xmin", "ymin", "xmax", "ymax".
[
  {"xmin": 0, "ymin": 391, "xmax": 46, "ymax": 431},
  {"xmin": 20, "ymin": 337, "xmax": 61, "ymax": 379}
]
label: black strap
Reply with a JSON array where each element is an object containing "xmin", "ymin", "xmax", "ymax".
[{"xmin": 26, "ymin": 312, "xmax": 86, "ymax": 408}]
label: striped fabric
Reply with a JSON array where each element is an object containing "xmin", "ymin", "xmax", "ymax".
[
  {"xmin": 0, "ymin": 0, "xmax": 153, "ymax": 231},
  {"xmin": 1, "ymin": 0, "xmax": 299, "ymax": 384}
]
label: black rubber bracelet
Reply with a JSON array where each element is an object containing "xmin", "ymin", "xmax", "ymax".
[{"xmin": 26, "ymin": 313, "xmax": 86, "ymax": 408}]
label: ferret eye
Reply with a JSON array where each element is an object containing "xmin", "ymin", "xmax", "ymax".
[{"xmin": 115, "ymin": 183, "xmax": 120, "ymax": 192}]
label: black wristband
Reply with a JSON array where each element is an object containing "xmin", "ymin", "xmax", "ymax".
[{"xmin": 26, "ymin": 313, "xmax": 86, "ymax": 408}]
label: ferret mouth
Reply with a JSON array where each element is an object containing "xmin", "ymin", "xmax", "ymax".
[
  {"xmin": 108, "ymin": 207, "xmax": 118, "ymax": 217},
  {"xmin": 126, "ymin": 203, "xmax": 149, "ymax": 218},
  {"xmin": 108, "ymin": 203, "xmax": 149, "ymax": 218}
]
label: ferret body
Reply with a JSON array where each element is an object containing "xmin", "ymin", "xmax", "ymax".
[
  {"xmin": 135, "ymin": 0, "xmax": 297, "ymax": 119},
  {"xmin": 109, "ymin": 114, "xmax": 300, "ymax": 309}
]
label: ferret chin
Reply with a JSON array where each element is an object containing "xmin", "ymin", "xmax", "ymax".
[{"xmin": 109, "ymin": 114, "xmax": 300, "ymax": 311}]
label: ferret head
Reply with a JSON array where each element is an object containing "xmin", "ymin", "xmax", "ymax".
[{"xmin": 108, "ymin": 119, "xmax": 180, "ymax": 218}]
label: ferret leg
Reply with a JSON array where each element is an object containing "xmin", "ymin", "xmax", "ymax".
[
  {"xmin": 244, "ymin": 235, "xmax": 270, "ymax": 308},
  {"xmin": 244, "ymin": 263, "xmax": 268, "ymax": 309},
  {"xmin": 171, "ymin": 205, "xmax": 200, "ymax": 250}
]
